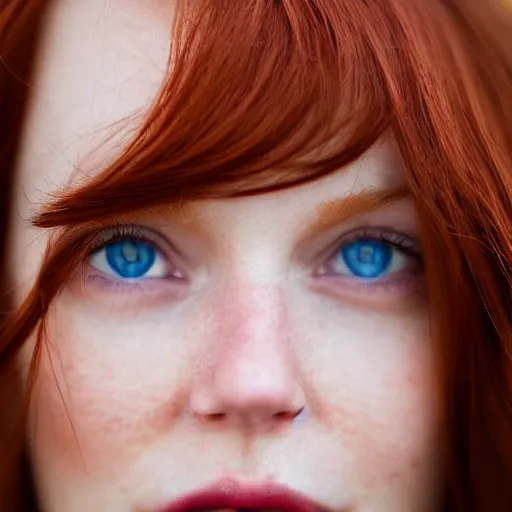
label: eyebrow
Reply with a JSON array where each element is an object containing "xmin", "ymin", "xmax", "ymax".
[
  {"xmin": 300, "ymin": 186, "xmax": 409, "ymax": 239},
  {"xmin": 66, "ymin": 185, "xmax": 407, "ymax": 242},
  {"xmin": 110, "ymin": 201, "xmax": 204, "ymax": 232}
]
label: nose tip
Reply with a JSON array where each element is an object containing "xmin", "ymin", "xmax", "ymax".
[{"xmin": 190, "ymin": 363, "xmax": 306, "ymax": 430}]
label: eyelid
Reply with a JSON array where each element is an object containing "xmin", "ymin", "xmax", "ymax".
[
  {"xmin": 87, "ymin": 224, "xmax": 174, "ymax": 256},
  {"xmin": 335, "ymin": 227, "xmax": 422, "ymax": 257},
  {"xmin": 321, "ymin": 226, "xmax": 423, "ymax": 260}
]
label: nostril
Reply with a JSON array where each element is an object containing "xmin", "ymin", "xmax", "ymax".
[
  {"xmin": 273, "ymin": 406, "xmax": 304, "ymax": 421},
  {"xmin": 273, "ymin": 412, "xmax": 293, "ymax": 421}
]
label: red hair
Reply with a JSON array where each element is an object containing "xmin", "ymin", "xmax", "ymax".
[{"xmin": 1, "ymin": 0, "xmax": 512, "ymax": 510}]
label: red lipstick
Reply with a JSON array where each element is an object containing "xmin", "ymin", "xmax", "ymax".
[{"xmin": 159, "ymin": 479, "xmax": 329, "ymax": 512}]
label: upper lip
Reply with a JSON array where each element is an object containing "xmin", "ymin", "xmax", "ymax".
[{"xmin": 158, "ymin": 479, "xmax": 330, "ymax": 512}]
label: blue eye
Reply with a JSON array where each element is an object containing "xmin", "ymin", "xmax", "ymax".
[
  {"xmin": 105, "ymin": 240, "xmax": 156, "ymax": 278},
  {"xmin": 89, "ymin": 238, "xmax": 167, "ymax": 280},
  {"xmin": 341, "ymin": 239, "xmax": 392, "ymax": 278},
  {"xmin": 330, "ymin": 238, "xmax": 412, "ymax": 279}
]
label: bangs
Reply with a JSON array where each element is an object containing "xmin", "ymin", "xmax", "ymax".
[{"xmin": 32, "ymin": 0, "xmax": 396, "ymax": 228}]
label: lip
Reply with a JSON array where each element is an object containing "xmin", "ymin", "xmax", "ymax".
[{"xmin": 157, "ymin": 479, "xmax": 331, "ymax": 512}]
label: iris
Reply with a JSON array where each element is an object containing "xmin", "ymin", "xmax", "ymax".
[
  {"xmin": 340, "ymin": 239, "xmax": 393, "ymax": 278},
  {"xmin": 105, "ymin": 240, "xmax": 157, "ymax": 278}
]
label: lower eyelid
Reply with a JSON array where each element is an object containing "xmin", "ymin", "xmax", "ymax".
[
  {"xmin": 73, "ymin": 268, "xmax": 190, "ymax": 309},
  {"xmin": 82, "ymin": 263, "xmax": 188, "ymax": 292},
  {"xmin": 311, "ymin": 271, "xmax": 424, "ymax": 305}
]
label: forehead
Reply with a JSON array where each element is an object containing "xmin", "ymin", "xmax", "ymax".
[{"xmin": 14, "ymin": 0, "xmax": 173, "ymax": 204}]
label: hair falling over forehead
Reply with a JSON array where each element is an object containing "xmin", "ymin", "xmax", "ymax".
[{"xmin": 0, "ymin": 0, "xmax": 512, "ymax": 510}]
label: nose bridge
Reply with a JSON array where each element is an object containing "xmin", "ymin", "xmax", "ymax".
[
  {"xmin": 218, "ymin": 281, "xmax": 290, "ymax": 364},
  {"xmin": 190, "ymin": 280, "xmax": 305, "ymax": 428}
]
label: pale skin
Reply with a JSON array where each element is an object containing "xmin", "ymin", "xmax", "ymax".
[{"xmin": 7, "ymin": 0, "xmax": 443, "ymax": 511}]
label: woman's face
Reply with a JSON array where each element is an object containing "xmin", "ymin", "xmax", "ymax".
[{"xmin": 8, "ymin": 0, "xmax": 442, "ymax": 511}]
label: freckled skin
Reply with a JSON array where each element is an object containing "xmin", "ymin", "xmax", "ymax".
[{"xmin": 9, "ymin": 1, "xmax": 444, "ymax": 511}]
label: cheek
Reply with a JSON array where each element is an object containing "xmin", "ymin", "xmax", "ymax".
[
  {"xmin": 302, "ymin": 307, "xmax": 441, "ymax": 498},
  {"xmin": 355, "ymin": 350, "xmax": 439, "ymax": 487},
  {"xmin": 24, "ymin": 305, "xmax": 191, "ymax": 478}
]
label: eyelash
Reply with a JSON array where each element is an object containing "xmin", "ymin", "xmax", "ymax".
[
  {"xmin": 88, "ymin": 224, "xmax": 156, "ymax": 254},
  {"xmin": 83, "ymin": 224, "xmax": 422, "ymax": 295},
  {"xmin": 333, "ymin": 226, "xmax": 421, "ymax": 259}
]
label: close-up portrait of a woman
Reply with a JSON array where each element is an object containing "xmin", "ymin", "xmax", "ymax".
[{"xmin": 0, "ymin": 1, "xmax": 511, "ymax": 511}]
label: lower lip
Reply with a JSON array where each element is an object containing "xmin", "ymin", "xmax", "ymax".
[{"xmin": 159, "ymin": 480, "xmax": 325, "ymax": 512}]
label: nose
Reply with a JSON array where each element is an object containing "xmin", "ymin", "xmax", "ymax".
[{"xmin": 189, "ymin": 284, "xmax": 306, "ymax": 432}]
